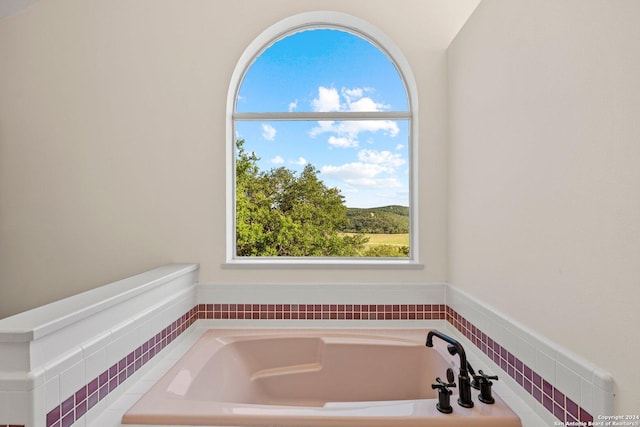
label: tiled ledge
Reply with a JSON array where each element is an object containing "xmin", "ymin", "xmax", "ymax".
[{"xmin": 44, "ymin": 301, "xmax": 603, "ymax": 427}]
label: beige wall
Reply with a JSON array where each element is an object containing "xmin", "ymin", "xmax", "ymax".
[
  {"xmin": 448, "ymin": 0, "xmax": 640, "ymax": 413},
  {"xmin": 0, "ymin": 0, "xmax": 482, "ymax": 317}
]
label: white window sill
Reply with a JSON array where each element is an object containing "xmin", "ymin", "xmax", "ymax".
[{"xmin": 223, "ymin": 258, "xmax": 424, "ymax": 269}]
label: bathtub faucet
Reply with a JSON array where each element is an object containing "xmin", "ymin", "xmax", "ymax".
[{"xmin": 425, "ymin": 330, "xmax": 474, "ymax": 408}]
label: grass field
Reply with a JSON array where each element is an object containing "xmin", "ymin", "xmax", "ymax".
[{"xmin": 342, "ymin": 233, "xmax": 409, "ymax": 249}]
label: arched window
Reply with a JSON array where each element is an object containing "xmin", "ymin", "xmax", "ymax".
[{"xmin": 226, "ymin": 12, "xmax": 418, "ymax": 265}]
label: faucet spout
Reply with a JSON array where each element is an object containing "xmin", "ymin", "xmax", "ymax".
[{"xmin": 425, "ymin": 330, "xmax": 474, "ymax": 408}]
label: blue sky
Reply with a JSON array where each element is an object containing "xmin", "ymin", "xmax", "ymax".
[{"xmin": 235, "ymin": 29, "xmax": 409, "ymax": 208}]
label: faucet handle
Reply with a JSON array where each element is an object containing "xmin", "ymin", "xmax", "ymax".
[
  {"xmin": 431, "ymin": 372, "xmax": 456, "ymax": 414},
  {"xmin": 474, "ymin": 370, "xmax": 498, "ymax": 404}
]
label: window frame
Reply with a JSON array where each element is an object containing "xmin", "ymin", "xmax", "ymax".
[{"xmin": 225, "ymin": 11, "xmax": 420, "ymax": 267}]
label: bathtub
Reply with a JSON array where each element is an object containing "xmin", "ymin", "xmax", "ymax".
[{"xmin": 122, "ymin": 329, "xmax": 521, "ymax": 426}]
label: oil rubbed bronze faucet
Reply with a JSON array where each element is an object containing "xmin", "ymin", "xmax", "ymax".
[{"xmin": 425, "ymin": 330, "xmax": 474, "ymax": 408}]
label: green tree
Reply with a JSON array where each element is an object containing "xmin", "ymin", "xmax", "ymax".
[{"xmin": 235, "ymin": 140, "xmax": 368, "ymax": 256}]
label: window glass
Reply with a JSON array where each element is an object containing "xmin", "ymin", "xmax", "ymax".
[{"xmin": 233, "ymin": 28, "xmax": 412, "ymax": 259}]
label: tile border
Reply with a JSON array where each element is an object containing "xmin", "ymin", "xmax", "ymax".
[{"xmin": 41, "ymin": 302, "xmax": 593, "ymax": 427}]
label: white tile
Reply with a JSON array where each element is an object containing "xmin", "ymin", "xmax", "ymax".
[
  {"xmin": 592, "ymin": 384, "xmax": 614, "ymax": 416},
  {"xmin": 517, "ymin": 336, "xmax": 537, "ymax": 370},
  {"xmin": 106, "ymin": 336, "xmax": 125, "ymax": 367},
  {"xmin": 535, "ymin": 347, "xmax": 556, "ymax": 382},
  {"xmin": 84, "ymin": 398, "xmax": 108, "ymax": 426},
  {"xmin": 44, "ymin": 375, "xmax": 60, "ymax": 410},
  {"xmin": 0, "ymin": 390, "xmax": 31, "ymax": 424},
  {"xmin": 59, "ymin": 359, "xmax": 85, "ymax": 399},
  {"xmin": 44, "ymin": 347, "xmax": 83, "ymax": 380},
  {"xmin": 82, "ymin": 331, "xmax": 111, "ymax": 356},
  {"xmin": 122, "ymin": 330, "xmax": 140, "ymax": 359},
  {"xmin": 580, "ymin": 377, "xmax": 594, "ymax": 412},
  {"xmin": 85, "ymin": 346, "xmax": 107, "ymax": 381},
  {"xmin": 556, "ymin": 361, "xmax": 581, "ymax": 404}
]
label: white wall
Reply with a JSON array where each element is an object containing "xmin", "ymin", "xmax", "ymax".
[
  {"xmin": 448, "ymin": 0, "xmax": 640, "ymax": 414},
  {"xmin": 0, "ymin": 0, "xmax": 480, "ymax": 318}
]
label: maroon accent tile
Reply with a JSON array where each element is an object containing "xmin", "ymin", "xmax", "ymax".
[
  {"xmin": 533, "ymin": 372, "xmax": 542, "ymax": 388},
  {"xmin": 543, "ymin": 394, "xmax": 554, "ymax": 413},
  {"xmin": 61, "ymin": 412, "xmax": 74, "ymax": 427},
  {"xmin": 75, "ymin": 400, "xmax": 87, "ymax": 419},
  {"xmin": 580, "ymin": 408, "xmax": 593, "ymax": 424},
  {"xmin": 524, "ymin": 364, "xmax": 532, "ymax": 381},
  {"xmin": 532, "ymin": 386, "xmax": 543, "ymax": 403},
  {"xmin": 553, "ymin": 403, "xmax": 565, "ymax": 421},
  {"xmin": 74, "ymin": 386, "xmax": 86, "ymax": 404},
  {"xmin": 554, "ymin": 389, "xmax": 565, "ymax": 407},
  {"xmin": 61, "ymin": 396, "xmax": 74, "ymax": 416},
  {"xmin": 87, "ymin": 392, "xmax": 98, "ymax": 410},
  {"xmin": 47, "ymin": 406, "xmax": 61, "ymax": 426},
  {"xmin": 566, "ymin": 398, "xmax": 579, "ymax": 419},
  {"xmin": 543, "ymin": 380, "xmax": 553, "ymax": 397}
]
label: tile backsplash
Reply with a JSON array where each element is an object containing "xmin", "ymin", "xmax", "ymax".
[
  {"xmin": 44, "ymin": 300, "xmax": 599, "ymax": 427},
  {"xmin": 0, "ymin": 267, "xmax": 612, "ymax": 427}
]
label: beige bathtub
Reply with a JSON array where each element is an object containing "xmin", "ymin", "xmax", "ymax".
[{"xmin": 122, "ymin": 329, "xmax": 521, "ymax": 426}]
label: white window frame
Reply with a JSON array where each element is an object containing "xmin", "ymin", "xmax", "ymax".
[{"xmin": 225, "ymin": 11, "xmax": 420, "ymax": 267}]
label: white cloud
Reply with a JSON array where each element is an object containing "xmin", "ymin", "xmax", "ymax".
[
  {"xmin": 261, "ymin": 123, "xmax": 276, "ymax": 141},
  {"xmin": 395, "ymin": 143, "xmax": 405, "ymax": 150},
  {"xmin": 358, "ymin": 149, "xmax": 406, "ymax": 168},
  {"xmin": 321, "ymin": 162, "xmax": 391, "ymax": 179},
  {"xmin": 311, "ymin": 87, "xmax": 341, "ymax": 112},
  {"xmin": 308, "ymin": 86, "xmax": 399, "ymax": 147},
  {"xmin": 328, "ymin": 136, "xmax": 358, "ymax": 148},
  {"xmin": 310, "ymin": 120, "xmax": 399, "ymax": 142},
  {"xmin": 271, "ymin": 155, "xmax": 284, "ymax": 164},
  {"xmin": 288, "ymin": 99, "xmax": 298, "ymax": 112},
  {"xmin": 291, "ymin": 157, "xmax": 307, "ymax": 165},
  {"xmin": 321, "ymin": 162, "xmax": 403, "ymax": 189}
]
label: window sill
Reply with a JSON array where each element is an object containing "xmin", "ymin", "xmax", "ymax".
[{"xmin": 222, "ymin": 258, "xmax": 424, "ymax": 269}]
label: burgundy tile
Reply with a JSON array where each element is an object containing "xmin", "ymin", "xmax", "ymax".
[
  {"xmin": 61, "ymin": 412, "xmax": 74, "ymax": 427},
  {"xmin": 330, "ymin": 304, "xmax": 337, "ymax": 311},
  {"xmin": 98, "ymin": 384, "xmax": 108, "ymax": 401},
  {"xmin": 532, "ymin": 386, "xmax": 543, "ymax": 403},
  {"xmin": 543, "ymin": 394, "xmax": 554, "ymax": 413},
  {"xmin": 322, "ymin": 304, "xmax": 330, "ymax": 312},
  {"xmin": 554, "ymin": 389, "xmax": 565, "ymax": 407},
  {"xmin": 46, "ymin": 406, "xmax": 61, "ymax": 426},
  {"xmin": 524, "ymin": 364, "xmax": 532, "ymax": 380},
  {"xmin": 579, "ymin": 408, "xmax": 593, "ymax": 424},
  {"xmin": 416, "ymin": 304, "xmax": 424, "ymax": 311},
  {"xmin": 75, "ymin": 386, "xmax": 87, "ymax": 403},
  {"xmin": 543, "ymin": 380, "xmax": 553, "ymax": 397},
  {"xmin": 566, "ymin": 398, "xmax": 579, "ymax": 419},
  {"xmin": 87, "ymin": 377, "xmax": 99, "ymax": 395},
  {"xmin": 553, "ymin": 402, "xmax": 565, "ymax": 421},
  {"xmin": 61, "ymin": 396, "xmax": 74, "ymax": 416},
  {"xmin": 75, "ymin": 400, "xmax": 87, "ymax": 419},
  {"xmin": 533, "ymin": 372, "xmax": 542, "ymax": 388},
  {"xmin": 524, "ymin": 378, "xmax": 532, "ymax": 394}
]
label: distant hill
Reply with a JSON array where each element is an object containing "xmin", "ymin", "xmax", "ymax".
[{"xmin": 342, "ymin": 205, "xmax": 409, "ymax": 234}]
